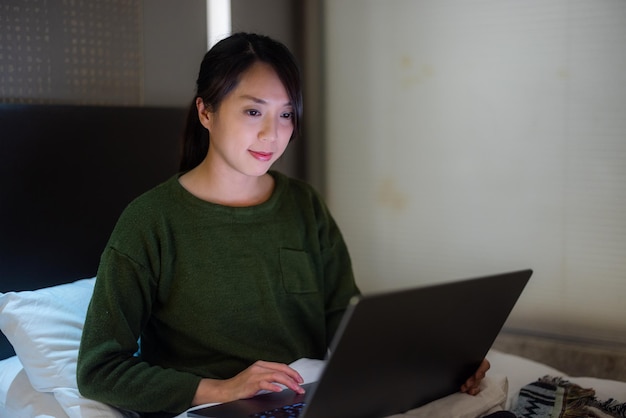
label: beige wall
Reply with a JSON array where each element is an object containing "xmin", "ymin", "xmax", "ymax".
[
  {"xmin": 323, "ymin": 0, "xmax": 626, "ymax": 346},
  {"xmin": 0, "ymin": 0, "xmax": 206, "ymax": 106},
  {"xmin": 143, "ymin": 0, "xmax": 207, "ymax": 106}
]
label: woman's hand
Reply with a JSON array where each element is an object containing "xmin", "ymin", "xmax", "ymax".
[
  {"xmin": 460, "ymin": 358, "xmax": 490, "ymax": 395},
  {"xmin": 192, "ymin": 360, "xmax": 305, "ymax": 406}
]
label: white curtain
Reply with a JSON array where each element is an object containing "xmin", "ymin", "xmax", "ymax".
[{"xmin": 323, "ymin": 0, "xmax": 626, "ymax": 345}]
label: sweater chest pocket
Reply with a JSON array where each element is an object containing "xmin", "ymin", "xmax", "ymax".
[{"xmin": 279, "ymin": 248, "xmax": 319, "ymax": 294}]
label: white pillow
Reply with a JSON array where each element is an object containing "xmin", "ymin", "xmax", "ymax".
[
  {"xmin": 0, "ymin": 278, "xmax": 126, "ymax": 418},
  {"xmin": 0, "ymin": 356, "xmax": 69, "ymax": 418},
  {"xmin": 0, "ymin": 278, "xmax": 96, "ymax": 391}
]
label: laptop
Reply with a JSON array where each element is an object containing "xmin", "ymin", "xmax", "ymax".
[{"xmin": 188, "ymin": 269, "xmax": 532, "ymax": 418}]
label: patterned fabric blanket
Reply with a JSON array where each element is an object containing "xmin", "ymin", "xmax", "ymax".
[{"xmin": 512, "ymin": 376, "xmax": 626, "ymax": 418}]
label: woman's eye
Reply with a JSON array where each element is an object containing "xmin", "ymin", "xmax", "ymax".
[
  {"xmin": 246, "ymin": 109, "xmax": 260, "ymax": 116},
  {"xmin": 281, "ymin": 112, "xmax": 294, "ymax": 119}
]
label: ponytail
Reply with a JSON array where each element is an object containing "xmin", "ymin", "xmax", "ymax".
[{"xmin": 179, "ymin": 99, "xmax": 208, "ymax": 172}]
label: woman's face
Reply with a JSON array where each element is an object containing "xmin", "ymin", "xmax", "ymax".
[{"xmin": 199, "ymin": 61, "xmax": 295, "ymax": 179}]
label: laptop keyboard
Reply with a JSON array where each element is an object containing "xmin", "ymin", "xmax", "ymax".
[{"xmin": 249, "ymin": 401, "xmax": 306, "ymax": 417}]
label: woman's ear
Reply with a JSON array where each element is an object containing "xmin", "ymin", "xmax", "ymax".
[{"xmin": 196, "ymin": 97, "xmax": 212, "ymax": 129}]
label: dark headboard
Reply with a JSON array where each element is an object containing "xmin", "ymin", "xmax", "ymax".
[{"xmin": 0, "ymin": 104, "xmax": 187, "ymax": 358}]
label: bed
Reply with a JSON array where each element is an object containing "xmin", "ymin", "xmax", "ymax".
[
  {"xmin": 1, "ymin": 104, "xmax": 625, "ymax": 417},
  {"xmin": 0, "ymin": 104, "xmax": 185, "ymax": 417}
]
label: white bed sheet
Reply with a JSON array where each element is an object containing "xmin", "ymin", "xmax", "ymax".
[
  {"xmin": 2, "ymin": 350, "xmax": 626, "ymax": 417},
  {"xmin": 0, "ymin": 356, "xmax": 69, "ymax": 418}
]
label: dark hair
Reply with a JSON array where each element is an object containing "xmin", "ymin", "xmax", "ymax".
[{"xmin": 179, "ymin": 32, "xmax": 303, "ymax": 172}]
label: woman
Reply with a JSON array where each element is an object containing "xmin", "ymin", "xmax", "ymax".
[{"xmin": 77, "ymin": 32, "xmax": 487, "ymax": 417}]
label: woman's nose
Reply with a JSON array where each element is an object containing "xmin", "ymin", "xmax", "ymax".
[{"xmin": 259, "ymin": 117, "xmax": 278, "ymax": 142}]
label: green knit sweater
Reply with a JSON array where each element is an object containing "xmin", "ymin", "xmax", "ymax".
[{"xmin": 77, "ymin": 171, "xmax": 359, "ymax": 415}]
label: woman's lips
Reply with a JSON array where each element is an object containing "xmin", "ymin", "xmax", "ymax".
[{"xmin": 249, "ymin": 150, "xmax": 273, "ymax": 161}]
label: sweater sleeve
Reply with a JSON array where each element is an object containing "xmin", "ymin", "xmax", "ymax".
[
  {"xmin": 77, "ymin": 246, "xmax": 201, "ymax": 415},
  {"xmin": 314, "ymin": 194, "xmax": 361, "ymax": 346}
]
